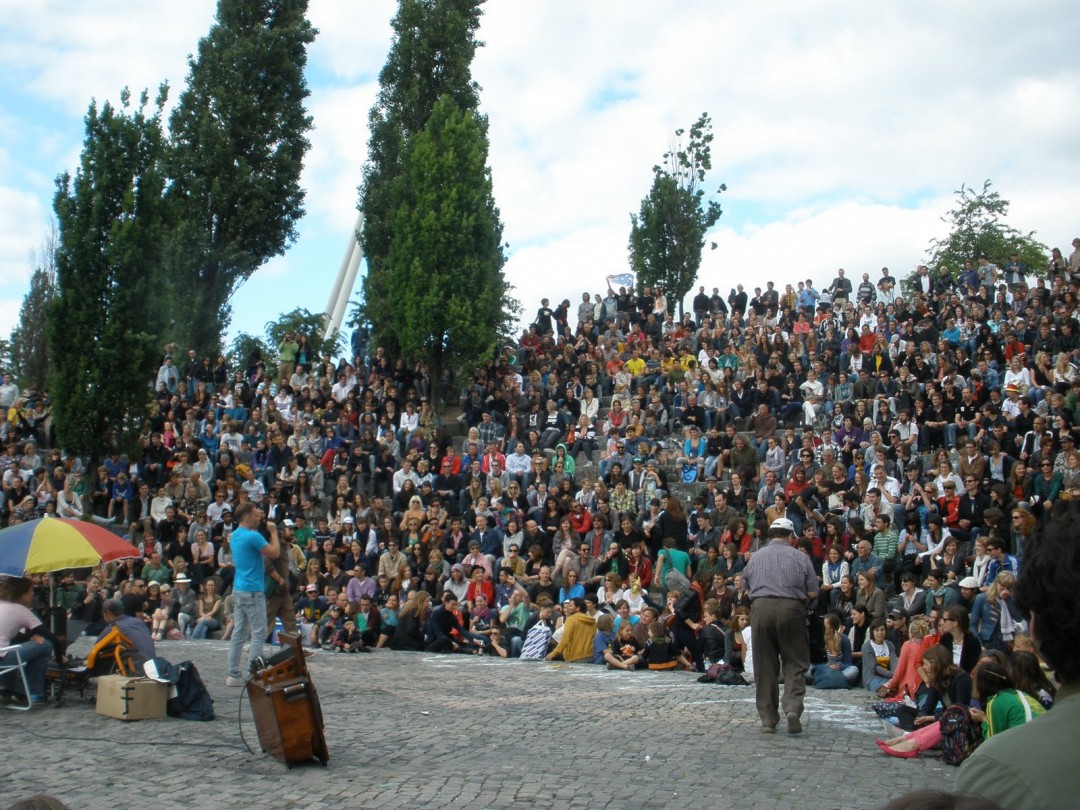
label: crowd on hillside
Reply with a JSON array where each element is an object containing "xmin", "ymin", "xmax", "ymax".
[{"xmin": 4, "ymin": 239, "xmax": 1080, "ymax": 721}]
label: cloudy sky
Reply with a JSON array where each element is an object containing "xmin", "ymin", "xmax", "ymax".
[{"xmin": 1, "ymin": 0, "xmax": 1078, "ymax": 349}]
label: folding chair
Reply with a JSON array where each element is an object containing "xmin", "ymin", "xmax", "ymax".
[{"xmin": 0, "ymin": 645, "xmax": 34, "ymax": 711}]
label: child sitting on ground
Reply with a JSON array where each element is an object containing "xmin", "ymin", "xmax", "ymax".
[
  {"xmin": 605, "ymin": 619, "xmax": 643, "ymax": 671},
  {"xmin": 643, "ymin": 621, "xmax": 690, "ymax": 670},
  {"xmin": 592, "ymin": 613, "xmax": 615, "ymax": 664},
  {"xmin": 318, "ymin": 605, "xmax": 346, "ymax": 648},
  {"xmin": 333, "ymin": 618, "xmax": 363, "ymax": 653}
]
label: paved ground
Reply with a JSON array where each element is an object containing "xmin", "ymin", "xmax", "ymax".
[{"xmin": 2, "ymin": 638, "xmax": 946, "ymax": 809}]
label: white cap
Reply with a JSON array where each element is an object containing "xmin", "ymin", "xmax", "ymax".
[{"xmin": 769, "ymin": 517, "xmax": 795, "ymax": 534}]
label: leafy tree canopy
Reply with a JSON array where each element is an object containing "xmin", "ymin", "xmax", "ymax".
[
  {"xmin": 629, "ymin": 112, "xmax": 725, "ymax": 317},
  {"xmin": 359, "ymin": 0, "xmax": 487, "ymax": 358},
  {"xmin": 49, "ymin": 89, "xmax": 169, "ymax": 462},
  {"xmin": 383, "ymin": 94, "xmax": 507, "ymax": 399},
  {"xmin": 166, "ymin": 0, "xmax": 316, "ymax": 355},
  {"xmin": 924, "ymin": 180, "xmax": 1048, "ymax": 279},
  {"xmin": 265, "ymin": 307, "xmax": 343, "ymax": 372},
  {"xmin": 10, "ymin": 223, "xmax": 58, "ymax": 392}
]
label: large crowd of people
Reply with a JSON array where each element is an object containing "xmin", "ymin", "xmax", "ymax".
[{"xmin": 3, "ymin": 241, "xmax": 1080, "ymax": 795}]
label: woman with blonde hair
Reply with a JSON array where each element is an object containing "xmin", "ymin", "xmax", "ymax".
[
  {"xmin": 398, "ymin": 495, "xmax": 426, "ymax": 531},
  {"xmin": 390, "ymin": 590, "xmax": 431, "ymax": 651},
  {"xmin": 1052, "ymin": 351, "xmax": 1077, "ymax": 388},
  {"xmin": 879, "ymin": 618, "xmax": 929, "ymax": 698},
  {"xmin": 971, "ymin": 570, "xmax": 1021, "ymax": 652}
]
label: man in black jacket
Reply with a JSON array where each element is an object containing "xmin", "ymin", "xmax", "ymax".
[
  {"xmin": 692, "ymin": 286, "xmax": 711, "ymax": 326},
  {"xmin": 952, "ymin": 474, "xmax": 989, "ymax": 550},
  {"xmin": 829, "ymin": 269, "xmax": 852, "ymax": 302},
  {"xmin": 425, "ymin": 594, "xmax": 479, "ymax": 653}
]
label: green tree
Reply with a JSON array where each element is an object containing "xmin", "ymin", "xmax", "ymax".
[
  {"xmin": 629, "ymin": 113, "xmax": 725, "ymax": 317},
  {"xmin": 264, "ymin": 307, "xmax": 344, "ymax": 375},
  {"xmin": 359, "ymin": 0, "xmax": 485, "ymax": 358},
  {"xmin": 10, "ymin": 223, "xmax": 58, "ymax": 391},
  {"xmin": 227, "ymin": 331, "xmax": 270, "ymax": 378},
  {"xmin": 49, "ymin": 89, "xmax": 169, "ymax": 461},
  {"xmin": 381, "ymin": 95, "xmax": 507, "ymax": 402},
  {"xmin": 166, "ymin": 0, "xmax": 316, "ymax": 355},
  {"xmin": 912, "ymin": 180, "xmax": 1048, "ymax": 291}
]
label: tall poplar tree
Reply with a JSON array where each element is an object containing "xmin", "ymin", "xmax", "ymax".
[
  {"xmin": 358, "ymin": 0, "xmax": 486, "ymax": 359},
  {"xmin": 166, "ymin": 0, "xmax": 315, "ymax": 355},
  {"xmin": 629, "ymin": 113, "xmax": 725, "ymax": 317},
  {"xmin": 49, "ymin": 89, "xmax": 169, "ymax": 461},
  {"xmin": 385, "ymin": 95, "xmax": 506, "ymax": 394},
  {"xmin": 10, "ymin": 224, "xmax": 58, "ymax": 392}
]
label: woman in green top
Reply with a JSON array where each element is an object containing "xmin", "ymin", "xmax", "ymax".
[
  {"xmin": 969, "ymin": 653, "xmax": 1045, "ymax": 737},
  {"xmin": 656, "ymin": 536, "xmax": 691, "ymax": 593}
]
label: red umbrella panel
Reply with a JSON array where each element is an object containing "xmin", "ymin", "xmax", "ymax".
[{"xmin": 0, "ymin": 518, "xmax": 140, "ymax": 577}]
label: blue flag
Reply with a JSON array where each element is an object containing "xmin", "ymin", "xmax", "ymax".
[{"xmin": 606, "ymin": 273, "xmax": 634, "ymax": 289}]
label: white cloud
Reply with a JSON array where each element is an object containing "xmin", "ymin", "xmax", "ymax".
[
  {"xmin": 302, "ymin": 84, "xmax": 377, "ymax": 231},
  {"xmin": 306, "ymin": 0, "xmax": 396, "ymax": 82},
  {"xmin": 0, "ymin": 185, "xmax": 44, "ymax": 335},
  {"xmin": 0, "ymin": 0, "xmax": 216, "ymax": 116},
  {"xmin": 1, "ymin": 0, "xmax": 1079, "ymax": 345}
]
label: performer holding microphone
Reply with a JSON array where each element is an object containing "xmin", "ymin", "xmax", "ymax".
[{"xmin": 225, "ymin": 502, "xmax": 280, "ymax": 687}]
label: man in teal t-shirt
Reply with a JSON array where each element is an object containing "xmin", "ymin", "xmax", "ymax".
[{"xmin": 225, "ymin": 501, "xmax": 280, "ymax": 686}]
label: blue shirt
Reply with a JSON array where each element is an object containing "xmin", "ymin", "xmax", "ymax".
[
  {"xmin": 983, "ymin": 554, "xmax": 1019, "ymax": 588},
  {"xmin": 231, "ymin": 526, "xmax": 268, "ymax": 592}
]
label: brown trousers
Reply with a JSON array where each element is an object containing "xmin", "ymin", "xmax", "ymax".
[
  {"xmin": 265, "ymin": 584, "xmax": 297, "ymax": 638},
  {"xmin": 750, "ymin": 597, "xmax": 810, "ymax": 728}
]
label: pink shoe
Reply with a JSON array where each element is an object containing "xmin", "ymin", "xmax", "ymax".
[{"xmin": 876, "ymin": 739, "xmax": 919, "ymax": 759}]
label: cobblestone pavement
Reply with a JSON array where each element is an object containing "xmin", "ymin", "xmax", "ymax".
[{"xmin": 2, "ymin": 639, "xmax": 946, "ymax": 809}]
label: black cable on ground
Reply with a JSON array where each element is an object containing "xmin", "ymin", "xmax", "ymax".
[
  {"xmin": 237, "ymin": 682, "xmax": 255, "ymax": 756},
  {"xmin": 7, "ymin": 722, "xmax": 248, "ymax": 751}
]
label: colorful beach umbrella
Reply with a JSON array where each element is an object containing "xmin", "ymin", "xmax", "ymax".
[{"xmin": 0, "ymin": 518, "xmax": 139, "ymax": 577}]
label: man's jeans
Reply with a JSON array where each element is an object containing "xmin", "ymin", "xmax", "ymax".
[{"xmin": 226, "ymin": 590, "xmax": 267, "ymax": 679}]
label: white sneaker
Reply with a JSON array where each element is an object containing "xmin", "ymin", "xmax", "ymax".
[{"xmin": 224, "ymin": 675, "xmax": 246, "ymax": 687}]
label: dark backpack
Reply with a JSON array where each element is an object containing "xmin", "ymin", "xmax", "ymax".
[
  {"xmin": 938, "ymin": 705, "xmax": 983, "ymax": 766},
  {"xmin": 166, "ymin": 661, "xmax": 216, "ymax": 722}
]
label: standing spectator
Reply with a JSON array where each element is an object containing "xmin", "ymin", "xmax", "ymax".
[
  {"xmin": 742, "ymin": 517, "xmax": 819, "ymax": 734},
  {"xmin": 277, "ymin": 332, "xmax": 299, "ymax": 385}
]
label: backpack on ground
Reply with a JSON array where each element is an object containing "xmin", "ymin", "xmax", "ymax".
[
  {"xmin": 166, "ymin": 661, "xmax": 216, "ymax": 722},
  {"xmin": 938, "ymin": 704, "xmax": 982, "ymax": 766}
]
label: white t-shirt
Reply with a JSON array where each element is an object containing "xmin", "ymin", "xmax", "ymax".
[
  {"xmin": 743, "ymin": 627, "xmax": 754, "ymax": 677},
  {"xmin": 0, "ymin": 603, "xmax": 39, "ymax": 647}
]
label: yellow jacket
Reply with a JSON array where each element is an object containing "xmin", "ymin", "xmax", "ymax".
[{"xmin": 551, "ymin": 612, "xmax": 596, "ymax": 663}]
